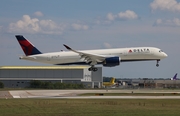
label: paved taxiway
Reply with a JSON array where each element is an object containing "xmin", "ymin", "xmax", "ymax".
[
  {"xmin": 0, "ymin": 91, "xmax": 13, "ymax": 98},
  {"xmin": 6, "ymin": 89, "xmax": 180, "ymax": 99}
]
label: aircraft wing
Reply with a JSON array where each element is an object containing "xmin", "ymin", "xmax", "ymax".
[{"xmin": 63, "ymin": 44, "xmax": 114, "ymax": 65}]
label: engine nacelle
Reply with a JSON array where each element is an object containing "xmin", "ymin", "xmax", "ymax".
[{"xmin": 103, "ymin": 56, "xmax": 121, "ymax": 67}]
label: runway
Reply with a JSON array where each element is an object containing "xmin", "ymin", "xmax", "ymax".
[
  {"xmin": 27, "ymin": 96, "xmax": 180, "ymax": 99},
  {"xmin": 7, "ymin": 89, "xmax": 180, "ymax": 99}
]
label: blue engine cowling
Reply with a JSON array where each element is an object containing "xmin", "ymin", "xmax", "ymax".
[{"xmin": 103, "ymin": 56, "xmax": 121, "ymax": 67}]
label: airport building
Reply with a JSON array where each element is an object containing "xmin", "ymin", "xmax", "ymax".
[
  {"xmin": 0, "ymin": 66, "xmax": 102, "ymax": 88},
  {"xmin": 139, "ymin": 80, "xmax": 180, "ymax": 88}
]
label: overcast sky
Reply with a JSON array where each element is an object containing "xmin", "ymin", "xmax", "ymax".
[{"xmin": 0, "ymin": 0, "xmax": 180, "ymax": 78}]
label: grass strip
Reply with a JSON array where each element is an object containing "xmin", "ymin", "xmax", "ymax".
[{"xmin": 0, "ymin": 99, "xmax": 180, "ymax": 116}]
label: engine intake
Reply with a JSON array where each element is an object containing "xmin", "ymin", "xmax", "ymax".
[{"xmin": 103, "ymin": 56, "xmax": 121, "ymax": 67}]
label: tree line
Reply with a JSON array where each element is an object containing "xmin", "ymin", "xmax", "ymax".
[
  {"xmin": 0, "ymin": 82, "xmax": 4, "ymax": 88},
  {"xmin": 30, "ymin": 80, "xmax": 85, "ymax": 89}
]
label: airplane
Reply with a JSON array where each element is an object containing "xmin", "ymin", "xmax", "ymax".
[
  {"xmin": 103, "ymin": 77, "xmax": 116, "ymax": 87},
  {"xmin": 15, "ymin": 35, "xmax": 168, "ymax": 71},
  {"xmin": 170, "ymin": 73, "xmax": 178, "ymax": 80}
]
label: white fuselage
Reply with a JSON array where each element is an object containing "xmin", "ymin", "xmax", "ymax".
[{"xmin": 20, "ymin": 47, "xmax": 167, "ymax": 66}]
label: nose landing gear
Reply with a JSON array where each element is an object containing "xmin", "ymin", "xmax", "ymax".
[{"xmin": 156, "ymin": 60, "xmax": 160, "ymax": 67}]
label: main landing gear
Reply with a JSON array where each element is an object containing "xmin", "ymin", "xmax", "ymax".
[
  {"xmin": 156, "ymin": 60, "xmax": 160, "ymax": 67},
  {"xmin": 88, "ymin": 65, "xmax": 98, "ymax": 72}
]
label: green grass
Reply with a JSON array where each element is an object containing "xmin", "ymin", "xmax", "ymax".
[{"xmin": 0, "ymin": 99, "xmax": 180, "ymax": 116}]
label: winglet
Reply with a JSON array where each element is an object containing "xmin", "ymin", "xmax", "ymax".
[
  {"xmin": 63, "ymin": 44, "xmax": 72, "ymax": 50},
  {"xmin": 63, "ymin": 44, "xmax": 82, "ymax": 54}
]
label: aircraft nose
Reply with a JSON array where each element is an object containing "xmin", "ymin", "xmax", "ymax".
[{"xmin": 163, "ymin": 52, "xmax": 168, "ymax": 57}]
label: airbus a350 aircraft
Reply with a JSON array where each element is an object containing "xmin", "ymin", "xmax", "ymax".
[{"xmin": 15, "ymin": 35, "xmax": 168, "ymax": 71}]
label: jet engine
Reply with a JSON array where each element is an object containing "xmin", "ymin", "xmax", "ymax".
[{"xmin": 103, "ymin": 56, "xmax": 121, "ymax": 67}]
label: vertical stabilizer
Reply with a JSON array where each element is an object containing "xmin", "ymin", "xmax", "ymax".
[
  {"xmin": 173, "ymin": 73, "xmax": 178, "ymax": 80},
  {"xmin": 15, "ymin": 35, "xmax": 42, "ymax": 56},
  {"xmin": 110, "ymin": 78, "xmax": 115, "ymax": 83}
]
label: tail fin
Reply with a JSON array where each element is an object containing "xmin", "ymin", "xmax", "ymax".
[
  {"xmin": 15, "ymin": 35, "xmax": 42, "ymax": 56},
  {"xmin": 110, "ymin": 78, "xmax": 115, "ymax": 83},
  {"xmin": 173, "ymin": 73, "xmax": 178, "ymax": 80}
]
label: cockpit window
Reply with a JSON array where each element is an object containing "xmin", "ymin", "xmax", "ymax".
[{"xmin": 159, "ymin": 50, "xmax": 163, "ymax": 52}]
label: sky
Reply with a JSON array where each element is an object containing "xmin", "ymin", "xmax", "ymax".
[{"xmin": 0, "ymin": 0, "xmax": 180, "ymax": 78}]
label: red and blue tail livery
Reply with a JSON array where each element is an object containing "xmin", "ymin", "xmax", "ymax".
[{"xmin": 15, "ymin": 35, "xmax": 42, "ymax": 56}]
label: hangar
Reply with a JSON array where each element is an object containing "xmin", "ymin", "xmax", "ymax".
[{"xmin": 0, "ymin": 66, "xmax": 102, "ymax": 88}]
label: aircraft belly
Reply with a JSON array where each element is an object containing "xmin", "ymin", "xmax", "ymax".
[{"xmin": 48, "ymin": 57, "xmax": 82, "ymax": 65}]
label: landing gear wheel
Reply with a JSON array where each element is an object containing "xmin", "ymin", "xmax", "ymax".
[
  {"xmin": 92, "ymin": 68, "xmax": 98, "ymax": 71},
  {"xmin": 156, "ymin": 64, "xmax": 159, "ymax": 67},
  {"xmin": 156, "ymin": 60, "xmax": 160, "ymax": 67},
  {"xmin": 88, "ymin": 67, "xmax": 92, "ymax": 71},
  {"xmin": 88, "ymin": 66, "xmax": 98, "ymax": 72}
]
